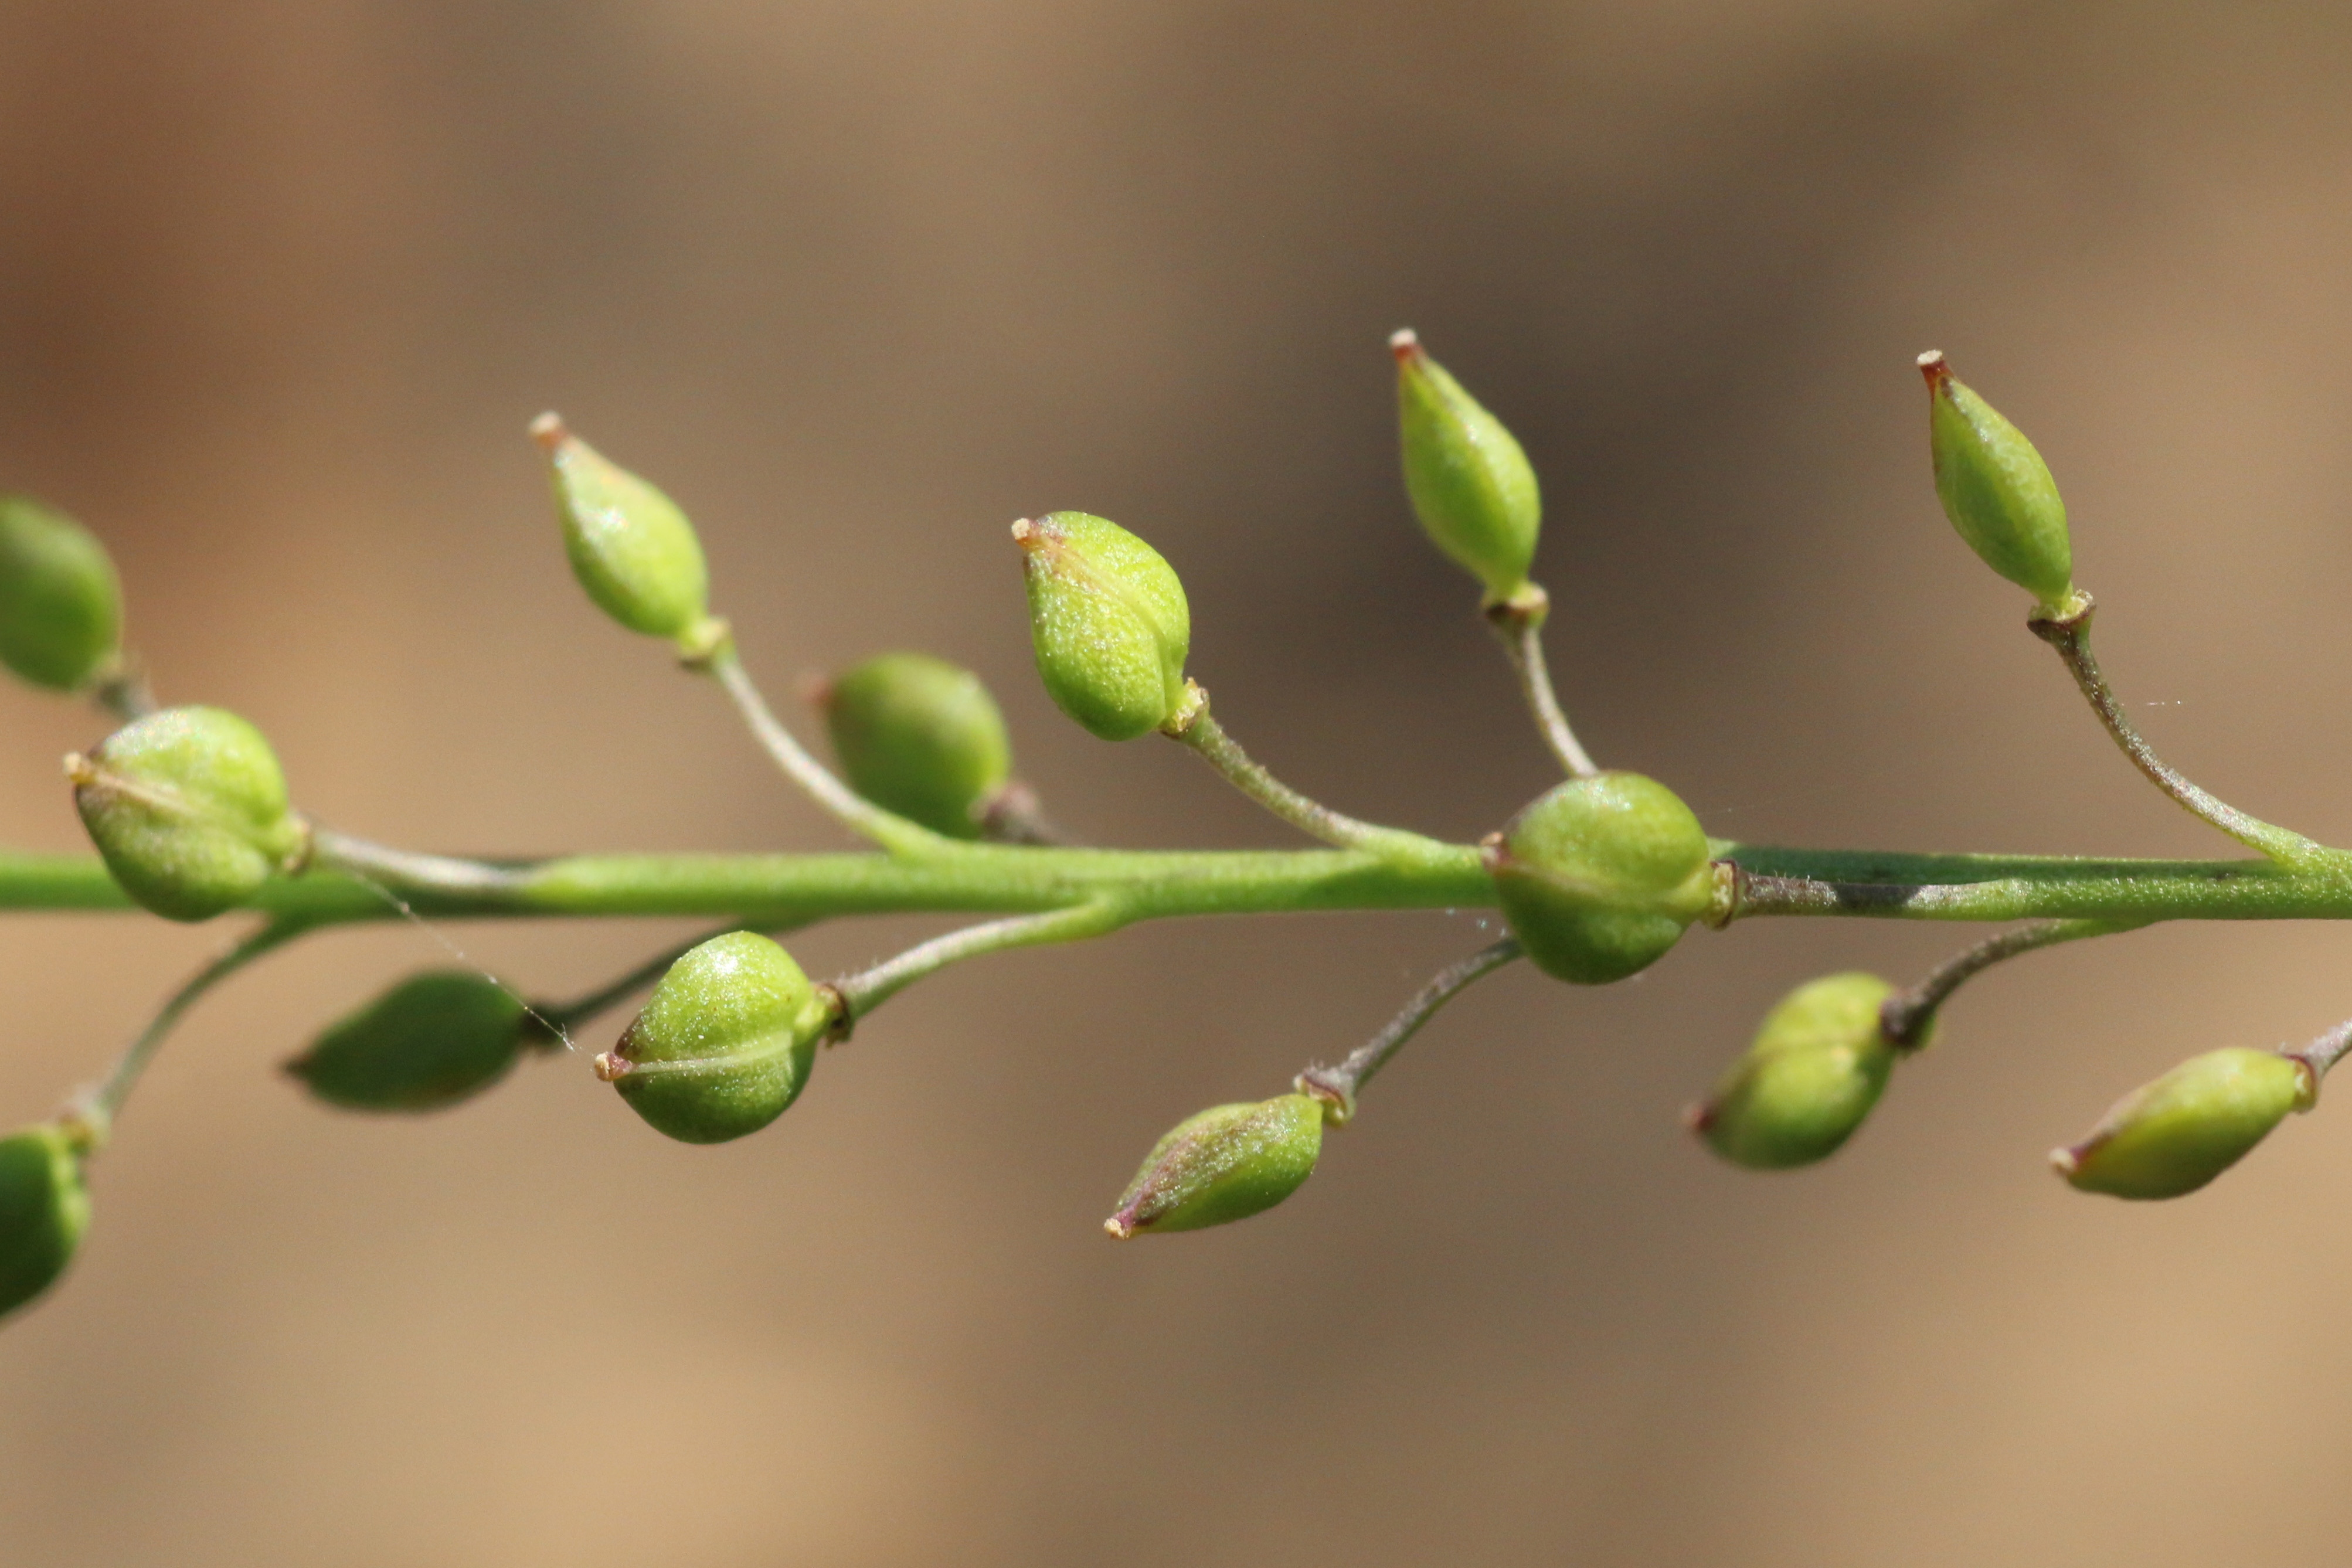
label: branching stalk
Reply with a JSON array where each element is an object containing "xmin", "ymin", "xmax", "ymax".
[
  {"xmin": 1297, "ymin": 937, "xmax": 1523, "ymax": 1120},
  {"xmin": 831, "ymin": 901, "xmax": 1130, "ymax": 1025},
  {"xmin": 1878, "ymin": 918, "xmax": 2126, "ymax": 1047},
  {"xmin": 2028, "ymin": 599, "xmax": 2324, "ymax": 867},
  {"xmin": 1484, "ymin": 588, "xmax": 1599, "ymax": 778},
  {"xmin": 88, "ymin": 917, "xmax": 314, "ymax": 1121}
]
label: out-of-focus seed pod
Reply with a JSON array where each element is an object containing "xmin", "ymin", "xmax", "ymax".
[
  {"xmin": 1393, "ymin": 329, "xmax": 1540, "ymax": 604},
  {"xmin": 1104, "ymin": 1093, "xmax": 1325, "ymax": 1238},
  {"xmin": 0, "ymin": 1124, "xmax": 91, "ymax": 1321},
  {"xmin": 2053, "ymin": 1046, "xmax": 2314, "ymax": 1200},
  {"xmin": 0, "ymin": 495, "xmax": 123, "ymax": 693},
  {"xmin": 1692, "ymin": 972, "xmax": 1909, "ymax": 1170},
  {"xmin": 818, "ymin": 652, "xmax": 1012, "ymax": 839},
  {"xmin": 531, "ymin": 414, "xmax": 719, "ymax": 652},
  {"xmin": 1919, "ymin": 351, "xmax": 2078, "ymax": 615},
  {"xmin": 597, "ymin": 931, "xmax": 834, "ymax": 1145},
  {"xmin": 287, "ymin": 971, "xmax": 534, "ymax": 1113},
  {"xmin": 69, "ymin": 706, "xmax": 306, "ymax": 922},
  {"xmin": 1486, "ymin": 772, "xmax": 1714, "ymax": 985},
  {"xmin": 1012, "ymin": 512, "xmax": 1191, "ymax": 742}
]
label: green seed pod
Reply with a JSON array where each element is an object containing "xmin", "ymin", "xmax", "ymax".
[
  {"xmin": 1487, "ymin": 771, "xmax": 1714, "ymax": 985},
  {"xmin": 69, "ymin": 706, "xmax": 306, "ymax": 922},
  {"xmin": 1012, "ymin": 512, "xmax": 1191, "ymax": 742},
  {"xmin": 1692, "ymin": 972, "xmax": 1911, "ymax": 1170},
  {"xmin": 818, "ymin": 652, "xmax": 1012, "ymax": 839},
  {"xmin": 2053, "ymin": 1046, "xmax": 2314, "ymax": 1200},
  {"xmin": 0, "ymin": 495, "xmax": 123, "ymax": 693},
  {"xmin": 1, "ymin": 1123, "xmax": 91, "ymax": 1321},
  {"xmin": 597, "ymin": 931, "xmax": 834, "ymax": 1145},
  {"xmin": 1920, "ymin": 351, "xmax": 2078, "ymax": 614},
  {"xmin": 531, "ymin": 414, "xmax": 716, "ymax": 649},
  {"xmin": 287, "ymin": 971, "xmax": 533, "ymax": 1113},
  {"xmin": 1393, "ymin": 329, "xmax": 1540, "ymax": 604},
  {"xmin": 1104, "ymin": 1093, "xmax": 1325, "ymax": 1238}
]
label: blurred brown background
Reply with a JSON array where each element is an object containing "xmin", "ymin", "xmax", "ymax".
[{"xmin": 7, "ymin": 2, "xmax": 2352, "ymax": 1563}]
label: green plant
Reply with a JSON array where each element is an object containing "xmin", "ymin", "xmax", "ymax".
[{"xmin": 4, "ymin": 339, "xmax": 2344, "ymax": 1324}]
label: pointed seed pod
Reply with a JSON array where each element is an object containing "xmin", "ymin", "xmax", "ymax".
[
  {"xmin": 2053, "ymin": 1046, "xmax": 2314, "ymax": 1200},
  {"xmin": 1487, "ymin": 771, "xmax": 1714, "ymax": 985},
  {"xmin": 287, "ymin": 971, "xmax": 533, "ymax": 1113},
  {"xmin": 1, "ymin": 1123, "xmax": 91, "ymax": 1321},
  {"xmin": 1393, "ymin": 329, "xmax": 1540, "ymax": 604},
  {"xmin": 1104, "ymin": 1093, "xmax": 1325, "ymax": 1238},
  {"xmin": 69, "ymin": 706, "xmax": 306, "ymax": 921},
  {"xmin": 0, "ymin": 495, "xmax": 123, "ymax": 692},
  {"xmin": 597, "ymin": 931, "xmax": 834, "ymax": 1144},
  {"xmin": 1920, "ymin": 352, "xmax": 2078, "ymax": 614},
  {"xmin": 1692, "ymin": 972, "xmax": 1910, "ymax": 1170},
  {"xmin": 818, "ymin": 652, "xmax": 1012, "ymax": 839},
  {"xmin": 1013, "ymin": 512, "xmax": 1191, "ymax": 741},
  {"xmin": 531, "ymin": 414, "xmax": 718, "ymax": 651}
]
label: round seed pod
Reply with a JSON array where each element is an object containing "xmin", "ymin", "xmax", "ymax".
[
  {"xmin": 2053, "ymin": 1046, "xmax": 2314, "ymax": 1200},
  {"xmin": 1104, "ymin": 1093, "xmax": 1325, "ymax": 1238},
  {"xmin": 287, "ymin": 971, "xmax": 532, "ymax": 1113},
  {"xmin": 0, "ymin": 1124, "xmax": 91, "ymax": 1321},
  {"xmin": 820, "ymin": 652, "xmax": 1012, "ymax": 839},
  {"xmin": 1393, "ymin": 329, "xmax": 1540, "ymax": 604},
  {"xmin": 1013, "ymin": 512, "xmax": 1191, "ymax": 742},
  {"xmin": 601, "ymin": 931, "xmax": 833, "ymax": 1144},
  {"xmin": 1920, "ymin": 351, "xmax": 2077, "ymax": 614},
  {"xmin": 1488, "ymin": 771, "xmax": 1714, "ymax": 985},
  {"xmin": 1692, "ymin": 972, "xmax": 1906, "ymax": 1170},
  {"xmin": 0, "ymin": 494, "xmax": 123, "ymax": 692},
  {"xmin": 70, "ymin": 706, "xmax": 306, "ymax": 922},
  {"xmin": 532, "ymin": 414, "xmax": 714, "ymax": 648}
]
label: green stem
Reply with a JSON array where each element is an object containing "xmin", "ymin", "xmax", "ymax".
[
  {"xmin": 1297, "ymin": 936, "xmax": 1522, "ymax": 1121},
  {"xmin": 705, "ymin": 645, "xmax": 948, "ymax": 857},
  {"xmin": 2029, "ymin": 599, "xmax": 2326, "ymax": 868},
  {"xmin": 90, "ymin": 917, "xmax": 313, "ymax": 1120},
  {"xmin": 1484, "ymin": 587, "xmax": 1599, "ymax": 778},
  {"xmin": 832, "ymin": 901, "xmax": 1131, "ymax": 1023},
  {"xmin": 1878, "ymin": 919, "xmax": 2126, "ymax": 1047}
]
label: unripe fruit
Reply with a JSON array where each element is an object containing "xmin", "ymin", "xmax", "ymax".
[
  {"xmin": 0, "ymin": 495, "xmax": 123, "ymax": 692},
  {"xmin": 69, "ymin": 706, "xmax": 306, "ymax": 922},
  {"xmin": 599, "ymin": 931, "xmax": 834, "ymax": 1144},
  {"xmin": 819, "ymin": 652, "xmax": 1012, "ymax": 839},
  {"xmin": 1104, "ymin": 1093, "xmax": 1325, "ymax": 1237},
  {"xmin": 1013, "ymin": 512, "xmax": 1191, "ymax": 742},
  {"xmin": 0, "ymin": 1124, "xmax": 91, "ymax": 1321},
  {"xmin": 287, "ymin": 972, "xmax": 533, "ymax": 1113},
  {"xmin": 1692, "ymin": 972, "xmax": 1906, "ymax": 1170},
  {"xmin": 532, "ymin": 414, "xmax": 716, "ymax": 649},
  {"xmin": 2053, "ymin": 1046, "xmax": 2314, "ymax": 1200},
  {"xmin": 1487, "ymin": 771, "xmax": 1714, "ymax": 985},
  {"xmin": 1920, "ymin": 351, "xmax": 2078, "ymax": 614},
  {"xmin": 1393, "ymin": 329, "xmax": 1540, "ymax": 604}
]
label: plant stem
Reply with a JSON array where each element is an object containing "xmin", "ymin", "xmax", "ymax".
[
  {"xmin": 1297, "ymin": 937, "xmax": 1522, "ymax": 1120},
  {"xmin": 2294, "ymin": 1018, "xmax": 2352, "ymax": 1081},
  {"xmin": 705, "ymin": 645, "xmax": 948, "ymax": 857},
  {"xmin": 832, "ymin": 901, "xmax": 1131, "ymax": 1023},
  {"xmin": 89, "ymin": 917, "xmax": 313, "ymax": 1121},
  {"xmin": 1484, "ymin": 587, "xmax": 1599, "ymax": 778},
  {"xmin": 2028, "ymin": 598, "xmax": 2323, "ymax": 867},
  {"xmin": 310, "ymin": 827, "xmax": 529, "ymax": 896},
  {"xmin": 1166, "ymin": 685, "xmax": 1461, "ymax": 867},
  {"xmin": 1878, "ymin": 919, "xmax": 2126, "ymax": 1047}
]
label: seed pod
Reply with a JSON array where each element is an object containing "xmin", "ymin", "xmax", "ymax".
[
  {"xmin": 1012, "ymin": 512, "xmax": 1191, "ymax": 742},
  {"xmin": 1104, "ymin": 1093, "xmax": 1325, "ymax": 1238},
  {"xmin": 531, "ymin": 414, "xmax": 715, "ymax": 649},
  {"xmin": 2053, "ymin": 1046, "xmax": 2314, "ymax": 1200},
  {"xmin": 69, "ymin": 706, "xmax": 306, "ymax": 922},
  {"xmin": 1692, "ymin": 972, "xmax": 1908, "ymax": 1170},
  {"xmin": 1, "ymin": 1124, "xmax": 91, "ymax": 1321},
  {"xmin": 1487, "ymin": 771, "xmax": 1714, "ymax": 985},
  {"xmin": 0, "ymin": 495, "xmax": 123, "ymax": 693},
  {"xmin": 819, "ymin": 652, "xmax": 1012, "ymax": 839},
  {"xmin": 599, "ymin": 931, "xmax": 834, "ymax": 1144},
  {"xmin": 287, "ymin": 971, "xmax": 533, "ymax": 1113},
  {"xmin": 1393, "ymin": 329, "xmax": 1540, "ymax": 604},
  {"xmin": 1919, "ymin": 352, "xmax": 2078, "ymax": 614}
]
